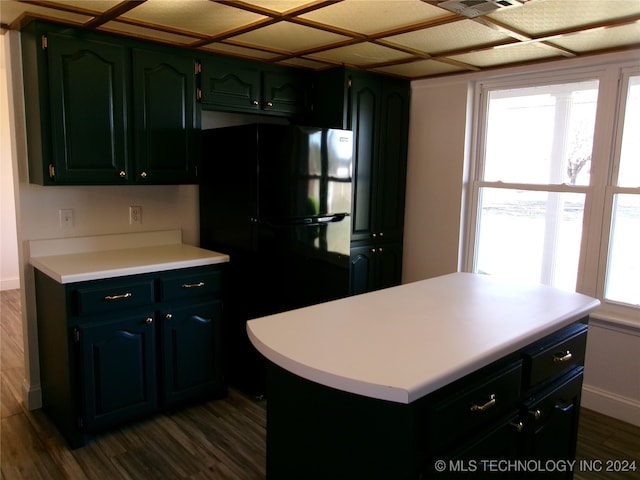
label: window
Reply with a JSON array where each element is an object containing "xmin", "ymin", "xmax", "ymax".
[
  {"xmin": 466, "ymin": 65, "xmax": 640, "ymax": 315},
  {"xmin": 602, "ymin": 72, "xmax": 640, "ymax": 307}
]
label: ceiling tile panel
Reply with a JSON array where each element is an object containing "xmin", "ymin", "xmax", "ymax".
[
  {"xmin": 228, "ymin": 21, "xmax": 351, "ymax": 53},
  {"xmin": 98, "ymin": 21, "xmax": 201, "ymax": 44},
  {"xmin": 240, "ymin": 1, "xmax": 327, "ymax": 14},
  {"xmin": 373, "ymin": 58, "xmax": 467, "ymax": 77},
  {"xmin": 488, "ymin": 0, "xmax": 640, "ymax": 36},
  {"xmin": 198, "ymin": 42, "xmax": 279, "ymax": 60},
  {"xmin": 121, "ymin": 0, "xmax": 267, "ymax": 36},
  {"xmin": 299, "ymin": 0, "xmax": 448, "ymax": 35},
  {"xmin": 306, "ymin": 41, "xmax": 415, "ymax": 66},
  {"xmin": 385, "ymin": 18, "xmax": 513, "ymax": 54},
  {"xmin": 551, "ymin": 23, "xmax": 640, "ymax": 53},
  {"xmin": 449, "ymin": 42, "xmax": 560, "ymax": 68}
]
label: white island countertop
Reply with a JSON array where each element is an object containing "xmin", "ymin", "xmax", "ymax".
[
  {"xmin": 247, "ymin": 272, "xmax": 600, "ymax": 404},
  {"xmin": 29, "ymin": 230, "xmax": 229, "ymax": 284}
]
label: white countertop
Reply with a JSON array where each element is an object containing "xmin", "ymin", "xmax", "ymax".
[
  {"xmin": 247, "ymin": 272, "xmax": 600, "ymax": 404},
  {"xmin": 29, "ymin": 230, "xmax": 229, "ymax": 283}
]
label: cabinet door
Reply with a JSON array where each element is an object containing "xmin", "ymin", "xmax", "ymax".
[
  {"xmin": 349, "ymin": 72, "xmax": 381, "ymax": 243},
  {"xmin": 521, "ymin": 368, "xmax": 584, "ymax": 480},
  {"xmin": 47, "ymin": 32, "xmax": 130, "ymax": 184},
  {"xmin": 350, "ymin": 243, "xmax": 403, "ymax": 294},
  {"xmin": 262, "ymin": 66, "xmax": 311, "ymax": 117},
  {"xmin": 435, "ymin": 413, "xmax": 521, "ymax": 479},
  {"xmin": 200, "ymin": 57, "xmax": 261, "ymax": 113},
  {"xmin": 132, "ymin": 49, "xmax": 198, "ymax": 184},
  {"xmin": 78, "ymin": 312, "xmax": 157, "ymax": 431},
  {"xmin": 376, "ymin": 80, "xmax": 409, "ymax": 243},
  {"xmin": 159, "ymin": 300, "xmax": 225, "ymax": 408}
]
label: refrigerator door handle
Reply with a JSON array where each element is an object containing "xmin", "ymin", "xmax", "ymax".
[
  {"xmin": 315, "ymin": 213, "xmax": 348, "ymax": 224},
  {"xmin": 251, "ymin": 213, "xmax": 349, "ymax": 228}
]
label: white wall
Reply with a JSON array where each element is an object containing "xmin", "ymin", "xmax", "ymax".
[
  {"xmin": 404, "ymin": 49, "xmax": 640, "ymax": 426},
  {"xmin": 1, "ymin": 35, "xmax": 20, "ymax": 291},
  {"xmin": 403, "ymin": 79, "xmax": 470, "ymax": 282}
]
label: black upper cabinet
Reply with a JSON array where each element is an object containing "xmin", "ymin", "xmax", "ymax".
[
  {"xmin": 21, "ymin": 22, "xmax": 198, "ymax": 185},
  {"xmin": 199, "ymin": 55, "xmax": 311, "ymax": 118},
  {"xmin": 132, "ymin": 49, "xmax": 198, "ymax": 184},
  {"xmin": 46, "ymin": 32, "xmax": 131, "ymax": 184},
  {"xmin": 199, "ymin": 56, "xmax": 261, "ymax": 113}
]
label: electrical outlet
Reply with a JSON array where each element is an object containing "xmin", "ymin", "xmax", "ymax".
[
  {"xmin": 129, "ymin": 205, "xmax": 142, "ymax": 225},
  {"xmin": 59, "ymin": 209, "xmax": 74, "ymax": 229}
]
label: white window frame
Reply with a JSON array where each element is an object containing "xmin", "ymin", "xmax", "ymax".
[{"xmin": 464, "ymin": 62, "xmax": 640, "ymax": 324}]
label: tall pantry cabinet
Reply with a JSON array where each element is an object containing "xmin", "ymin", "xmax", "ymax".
[{"xmin": 312, "ymin": 69, "xmax": 410, "ymax": 294}]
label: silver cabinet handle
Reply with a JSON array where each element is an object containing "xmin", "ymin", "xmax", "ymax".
[
  {"xmin": 104, "ymin": 292, "xmax": 132, "ymax": 301},
  {"xmin": 181, "ymin": 281, "xmax": 205, "ymax": 288}
]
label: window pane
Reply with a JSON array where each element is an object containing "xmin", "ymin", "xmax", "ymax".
[
  {"xmin": 484, "ymin": 81, "xmax": 598, "ymax": 185},
  {"xmin": 617, "ymin": 75, "xmax": 640, "ymax": 188},
  {"xmin": 475, "ymin": 188, "xmax": 585, "ymax": 291},
  {"xmin": 605, "ymin": 194, "xmax": 640, "ymax": 306}
]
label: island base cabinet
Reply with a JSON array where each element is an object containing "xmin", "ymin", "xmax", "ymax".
[
  {"xmin": 266, "ymin": 363, "xmax": 423, "ymax": 480},
  {"xmin": 262, "ymin": 321, "xmax": 589, "ymax": 480}
]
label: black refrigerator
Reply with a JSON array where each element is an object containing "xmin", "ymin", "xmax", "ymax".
[{"xmin": 199, "ymin": 123, "xmax": 353, "ymax": 396}]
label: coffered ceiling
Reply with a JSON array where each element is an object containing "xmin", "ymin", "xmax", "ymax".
[{"xmin": 1, "ymin": 0, "xmax": 639, "ymax": 79}]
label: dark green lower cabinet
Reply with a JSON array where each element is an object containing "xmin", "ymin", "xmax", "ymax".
[
  {"xmin": 441, "ymin": 413, "xmax": 521, "ymax": 480},
  {"xmin": 350, "ymin": 243, "xmax": 403, "ymax": 294},
  {"xmin": 34, "ymin": 265, "xmax": 226, "ymax": 448},
  {"xmin": 159, "ymin": 300, "xmax": 225, "ymax": 408},
  {"xmin": 521, "ymin": 368, "xmax": 584, "ymax": 480},
  {"xmin": 78, "ymin": 312, "xmax": 158, "ymax": 431}
]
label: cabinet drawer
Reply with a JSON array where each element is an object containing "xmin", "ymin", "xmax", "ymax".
[
  {"xmin": 159, "ymin": 268, "xmax": 222, "ymax": 301},
  {"xmin": 427, "ymin": 360, "xmax": 522, "ymax": 453},
  {"xmin": 522, "ymin": 323, "xmax": 587, "ymax": 390},
  {"xmin": 74, "ymin": 279, "xmax": 155, "ymax": 316}
]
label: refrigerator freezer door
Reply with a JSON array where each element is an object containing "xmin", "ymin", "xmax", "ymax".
[{"xmin": 257, "ymin": 126, "xmax": 352, "ymax": 223}]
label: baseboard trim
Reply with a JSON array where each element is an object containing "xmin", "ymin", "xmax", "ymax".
[
  {"xmin": 582, "ymin": 384, "xmax": 640, "ymax": 427},
  {"xmin": 22, "ymin": 379, "xmax": 42, "ymax": 410},
  {"xmin": 1, "ymin": 277, "xmax": 20, "ymax": 291}
]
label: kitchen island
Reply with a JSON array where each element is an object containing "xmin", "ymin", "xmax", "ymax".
[{"xmin": 247, "ymin": 273, "xmax": 600, "ymax": 479}]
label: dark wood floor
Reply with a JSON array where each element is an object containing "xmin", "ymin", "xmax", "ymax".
[{"xmin": 2, "ymin": 289, "xmax": 639, "ymax": 479}]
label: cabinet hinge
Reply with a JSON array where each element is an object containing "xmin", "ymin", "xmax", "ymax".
[
  {"xmin": 48, "ymin": 164, "xmax": 55, "ymax": 179},
  {"xmin": 195, "ymin": 61, "xmax": 202, "ymax": 74},
  {"xmin": 196, "ymin": 87, "xmax": 202, "ymax": 101},
  {"xmin": 41, "ymin": 34, "xmax": 48, "ymax": 50},
  {"xmin": 73, "ymin": 328, "xmax": 80, "ymax": 343},
  {"xmin": 347, "ymin": 79, "xmax": 352, "ymax": 88}
]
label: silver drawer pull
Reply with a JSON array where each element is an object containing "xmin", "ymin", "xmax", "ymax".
[
  {"xmin": 104, "ymin": 292, "xmax": 132, "ymax": 301},
  {"xmin": 470, "ymin": 394, "xmax": 496, "ymax": 412},
  {"xmin": 181, "ymin": 281, "xmax": 205, "ymax": 289},
  {"xmin": 553, "ymin": 350, "xmax": 573, "ymax": 363}
]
